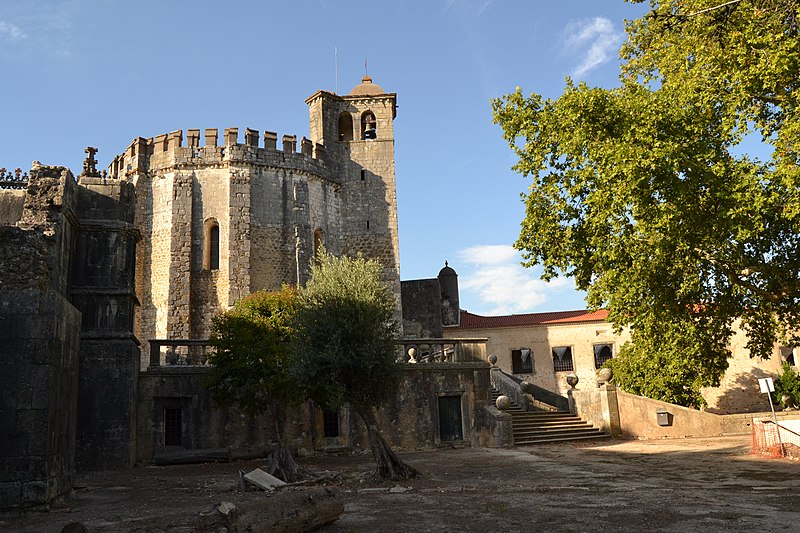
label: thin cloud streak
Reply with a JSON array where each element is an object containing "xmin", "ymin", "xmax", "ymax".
[
  {"xmin": 0, "ymin": 20, "xmax": 27, "ymax": 42},
  {"xmin": 456, "ymin": 245, "xmax": 570, "ymax": 315},
  {"xmin": 562, "ymin": 17, "xmax": 622, "ymax": 78}
]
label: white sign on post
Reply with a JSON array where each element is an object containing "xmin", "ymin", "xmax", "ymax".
[{"xmin": 759, "ymin": 377, "xmax": 775, "ymax": 393}]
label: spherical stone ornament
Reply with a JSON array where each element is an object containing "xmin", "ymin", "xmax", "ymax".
[
  {"xmin": 407, "ymin": 347, "xmax": 417, "ymax": 364},
  {"xmin": 781, "ymin": 393, "xmax": 796, "ymax": 410},
  {"xmin": 488, "ymin": 354, "xmax": 498, "ymax": 366},
  {"xmin": 566, "ymin": 374, "xmax": 579, "ymax": 389},
  {"xmin": 495, "ymin": 395, "xmax": 511, "ymax": 410},
  {"xmin": 597, "ymin": 368, "xmax": 613, "ymax": 383}
]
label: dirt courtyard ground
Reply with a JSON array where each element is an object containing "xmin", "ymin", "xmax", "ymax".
[{"xmin": 2, "ymin": 435, "xmax": 799, "ymax": 532}]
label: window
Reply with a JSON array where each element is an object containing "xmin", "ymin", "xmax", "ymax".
[
  {"xmin": 780, "ymin": 346, "xmax": 796, "ymax": 367},
  {"xmin": 164, "ymin": 407, "xmax": 182, "ymax": 446},
  {"xmin": 552, "ymin": 346, "xmax": 574, "ymax": 373},
  {"xmin": 511, "ymin": 348, "xmax": 533, "ymax": 374},
  {"xmin": 204, "ymin": 219, "xmax": 220, "ymax": 270},
  {"xmin": 322, "ymin": 410, "xmax": 340, "ymax": 438},
  {"xmin": 338, "ymin": 112, "xmax": 353, "ymax": 142},
  {"xmin": 313, "ymin": 228, "xmax": 325, "ymax": 258},
  {"xmin": 361, "ymin": 111, "xmax": 377, "ymax": 140},
  {"xmin": 594, "ymin": 344, "xmax": 614, "ymax": 369}
]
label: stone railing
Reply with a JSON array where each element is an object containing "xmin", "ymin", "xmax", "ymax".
[
  {"xmin": 147, "ymin": 337, "xmax": 489, "ymax": 368},
  {"xmin": 148, "ymin": 339, "xmax": 213, "ymax": 367},
  {"xmin": 490, "ymin": 367, "xmax": 569, "ymax": 412},
  {"xmin": 0, "ymin": 168, "xmax": 29, "ymax": 189},
  {"xmin": 398, "ymin": 338, "xmax": 487, "ymax": 364}
]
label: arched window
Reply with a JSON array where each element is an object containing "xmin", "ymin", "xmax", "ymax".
[
  {"xmin": 361, "ymin": 111, "xmax": 377, "ymax": 140},
  {"xmin": 313, "ymin": 228, "xmax": 325, "ymax": 258},
  {"xmin": 338, "ymin": 112, "xmax": 353, "ymax": 142},
  {"xmin": 204, "ymin": 219, "xmax": 220, "ymax": 271}
]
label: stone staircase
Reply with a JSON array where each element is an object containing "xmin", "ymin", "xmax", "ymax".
[{"xmin": 490, "ymin": 388, "xmax": 610, "ymax": 445}]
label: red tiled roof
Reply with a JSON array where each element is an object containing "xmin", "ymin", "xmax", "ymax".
[{"xmin": 449, "ymin": 309, "xmax": 609, "ymax": 329}]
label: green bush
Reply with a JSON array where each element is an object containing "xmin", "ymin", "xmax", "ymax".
[{"xmin": 773, "ymin": 362, "xmax": 800, "ymax": 407}]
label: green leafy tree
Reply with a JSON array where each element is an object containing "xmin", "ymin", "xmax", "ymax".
[
  {"xmin": 292, "ymin": 252, "xmax": 419, "ymax": 480},
  {"xmin": 493, "ymin": 0, "xmax": 800, "ymax": 405},
  {"xmin": 205, "ymin": 287, "xmax": 308, "ymax": 481}
]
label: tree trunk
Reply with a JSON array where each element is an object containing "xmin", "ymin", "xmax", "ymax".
[
  {"xmin": 358, "ymin": 408, "xmax": 420, "ymax": 481},
  {"xmin": 268, "ymin": 401, "xmax": 311, "ymax": 482}
]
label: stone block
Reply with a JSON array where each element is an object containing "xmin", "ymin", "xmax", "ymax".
[
  {"xmin": 204, "ymin": 128, "xmax": 218, "ymax": 147},
  {"xmin": 0, "ymin": 481, "xmax": 22, "ymax": 508},
  {"xmin": 21, "ymin": 481, "xmax": 46, "ymax": 504}
]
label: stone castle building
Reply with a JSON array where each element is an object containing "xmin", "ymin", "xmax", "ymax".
[
  {"xmin": 120, "ymin": 75, "xmax": 401, "ymax": 361},
  {"xmin": 0, "ymin": 77, "xmax": 416, "ymax": 508}
]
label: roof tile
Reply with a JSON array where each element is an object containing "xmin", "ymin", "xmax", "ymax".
[{"xmin": 449, "ymin": 309, "xmax": 608, "ymax": 329}]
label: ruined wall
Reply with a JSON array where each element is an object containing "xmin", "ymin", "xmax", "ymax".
[
  {"xmin": 366, "ymin": 363, "xmax": 493, "ymax": 449},
  {"xmin": 135, "ymin": 362, "xmax": 494, "ymax": 464},
  {"xmin": 0, "ymin": 165, "xmax": 81, "ymax": 508},
  {"xmin": 401, "ymin": 279, "xmax": 443, "ymax": 338}
]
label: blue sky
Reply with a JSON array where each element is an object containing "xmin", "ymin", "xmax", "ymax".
[{"xmin": 0, "ymin": 0, "xmax": 650, "ymax": 315}]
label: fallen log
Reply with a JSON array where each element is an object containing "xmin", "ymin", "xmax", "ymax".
[{"xmin": 152, "ymin": 446, "xmax": 278, "ymax": 466}]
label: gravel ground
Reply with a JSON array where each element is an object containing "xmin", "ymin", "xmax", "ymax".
[{"xmin": 3, "ymin": 435, "xmax": 799, "ymax": 532}]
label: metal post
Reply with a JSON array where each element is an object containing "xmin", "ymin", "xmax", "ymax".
[{"xmin": 767, "ymin": 393, "xmax": 785, "ymax": 458}]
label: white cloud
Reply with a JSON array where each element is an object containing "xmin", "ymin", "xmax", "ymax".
[
  {"xmin": 456, "ymin": 244, "xmax": 571, "ymax": 315},
  {"xmin": 442, "ymin": 0, "xmax": 492, "ymax": 18},
  {"xmin": 0, "ymin": 20, "xmax": 26, "ymax": 42},
  {"xmin": 561, "ymin": 17, "xmax": 623, "ymax": 79}
]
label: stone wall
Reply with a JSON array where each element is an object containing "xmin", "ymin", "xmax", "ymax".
[
  {"xmin": 401, "ymin": 279, "xmax": 444, "ymax": 338},
  {"xmin": 0, "ymin": 165, "xmax": 82, "ymax": 508},
  {"xmin": 445, "ymin": 320, "xmax": 627, "ymax": 395},
  {"xmin": 0, "ymin": 189, "xmax": 25, "ymax": 225},
  {"xmin": 572, "ymin": 385, "xmax": 798, "ymax": 439},
  {"xmin": 367, "ymin": 363, "xmax": 494, "ymax": 449},
  {"xmin": 701, "ymin": 322, "xmax": 784, "ymax": 414},
  {"xmin": 135, "ymin": 362, "xmax": 497, "ymax": 464},
  {"xmin": 71, "ymin": 176, "xmax": 140, "ymax": 470}
]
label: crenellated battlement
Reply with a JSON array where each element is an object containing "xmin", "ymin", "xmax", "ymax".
[{"xmin": 110, "ymin": 127, "xmax": 329, "ymax": 180}]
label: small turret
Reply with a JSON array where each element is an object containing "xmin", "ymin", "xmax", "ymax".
[{"xmin": 438, "ymin": 261, "xmax": 460, "ymax": 326}]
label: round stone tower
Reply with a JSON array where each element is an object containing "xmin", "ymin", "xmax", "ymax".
[{"xmin": 438, "ymin": 261, "xmax": 460, "ymax": 326}]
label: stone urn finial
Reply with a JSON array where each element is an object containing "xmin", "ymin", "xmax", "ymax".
[
  {"xmin": 566, "ymin": 373, "xmax": 579, "ymax": 390},
  {"xmin": 495, "ymin": 395, "xmax": 511, "ymax": 411},
  {"xmin": 597, "ymin": 367, "xmax": 613, "ymax": 385},
  {"xmin": 488, "ymin": 354, "xmax": 498, "ymax": 367},
  {"xmin": 407, "ymin": 347, "xmax": 417, "ymax": 364}
]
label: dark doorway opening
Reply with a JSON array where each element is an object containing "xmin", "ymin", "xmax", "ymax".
[
  {"xmin": 164, "ymin": 407, "xmax": 182, "ymax": 446},
  {"xmin": 438, "ymin": 395, "xmax": 463, "ymax": 442},
  {"xmin": 323, "ymin": 410, "xmax": 340, "ymax": 438}
]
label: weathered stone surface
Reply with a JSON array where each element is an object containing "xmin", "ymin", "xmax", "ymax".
[{"xmin": 243, "ymin": 468, "xmax": 286, "ymax": 491}]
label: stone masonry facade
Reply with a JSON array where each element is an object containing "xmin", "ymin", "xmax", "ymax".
[{"xmin": 0, "ymin": 78, "xmax": 404, "ymax": 508}]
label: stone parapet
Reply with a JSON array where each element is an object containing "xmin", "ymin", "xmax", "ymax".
[{"xmin": 112, "ymin": 129, "xmax": 334, "ymax": 185}]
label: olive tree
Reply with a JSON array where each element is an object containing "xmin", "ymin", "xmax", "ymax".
[
  {"xmin": 205, "ymin": 287, "xmax": 309, "ymax": 481},
  {"xmin": 292, "ymin": 253, "xmax": 419, "ymax": 480}
]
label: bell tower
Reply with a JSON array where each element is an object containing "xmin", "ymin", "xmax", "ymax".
[{"xmin": 306, "ymin": 77, "xmax": 401, "ymax": 298}]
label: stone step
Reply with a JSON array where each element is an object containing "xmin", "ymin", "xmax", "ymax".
[
  {"xmin": 511, "ymin": 413, "xmax": 578, "ymax": 421},
  {"xmin": 511, "ymin": 420, "xmax": 592, "ymax": 431},
  {"xmin": 514, "ymin": 433, "xmax": 612, "ymax": 445},
  {"xmin": 513, "ymin": 427, "xmax": 603, "ymax": 438},
  {"xmin": 490, "ymin": 387, "xmax": 610, "ymax": 445}
]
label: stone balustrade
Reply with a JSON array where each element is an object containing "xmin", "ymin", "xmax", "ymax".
[
  {"xmin": 398, "ymin": 337, "xmax": 488, "ymax": 364},
  {"xmin": 148, "ymin": 339, "xmax": 213, "ymax": 367}
]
